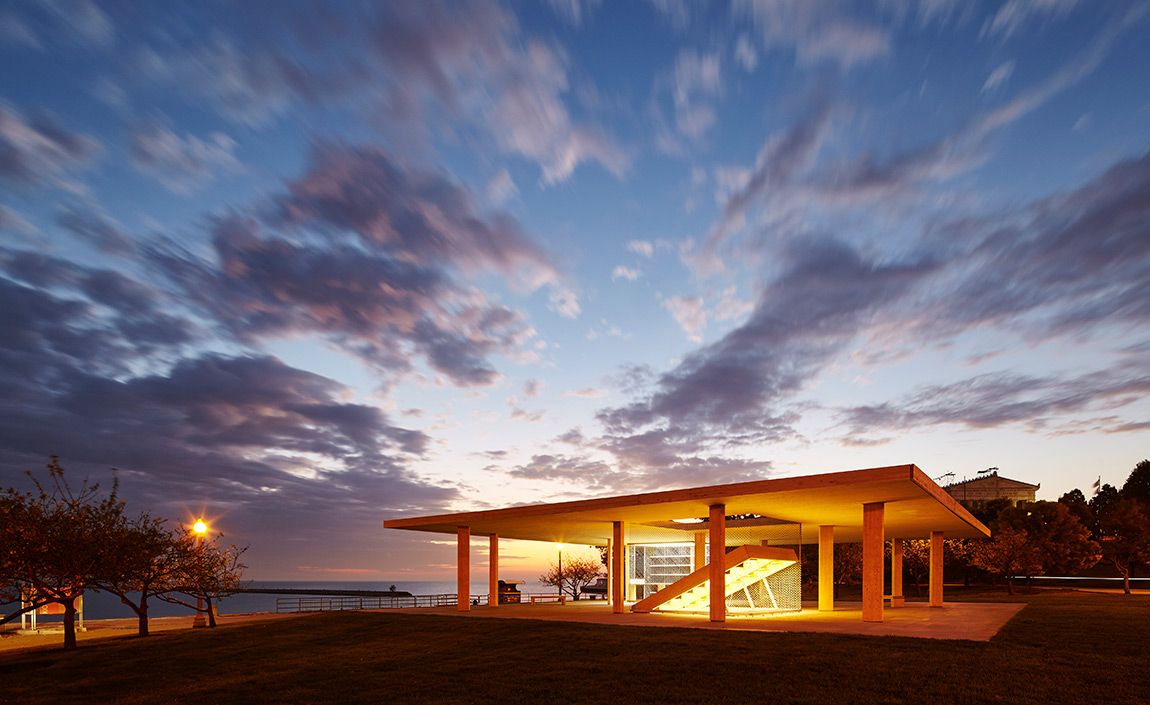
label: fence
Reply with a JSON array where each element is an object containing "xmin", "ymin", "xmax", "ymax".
[{"xmin": 275, "ymin": 593, "xmax": 490, "ymax": 613}]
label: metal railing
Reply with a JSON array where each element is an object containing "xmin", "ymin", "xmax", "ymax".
[{"xmin": 275, "ymin": 593, "xmax": 490, "ymax": 613}]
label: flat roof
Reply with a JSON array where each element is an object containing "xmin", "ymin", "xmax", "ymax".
[{"xmin": 384, "ymin": 464, "xmax": 991, "ymax": 545}]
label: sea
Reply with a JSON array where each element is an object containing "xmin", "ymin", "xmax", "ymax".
[{"xmin": 55, "ymin": 581, "xmax": 554, "ymax": 621}]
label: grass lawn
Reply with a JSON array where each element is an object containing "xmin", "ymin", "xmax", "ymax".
[{"xmin": 1, "ymin": 588, "xmax": 1147, "ymax": 705}]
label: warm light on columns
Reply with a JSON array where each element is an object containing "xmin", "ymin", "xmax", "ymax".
[
  {"xmin": 488, "ymin": 534, "xmax": 499, "ymax": 609},
  {"xmin": 891, "ymin": 539, "xmax": 905, "ymax": 607},
  {"xmin": 818, "ymin": 525, "xmax": 834, "ymax": 612},
  {"xmin": 708, "ymin": 504, "xmax": 726, "ymax": 623},
  {"xmin": 862, "ymin": 502, "xmax": 884, "ymax": 623},
  {"xmin": 611, "ymin": 521, "xmax": 624, "ymax": 614},
  {"xmin": 930, "ymin": 531, "xmax": 945, "ymax": 607},
  {"xmin": 457, "ymin": 526, "xmax": 470, "ymax": 612}
]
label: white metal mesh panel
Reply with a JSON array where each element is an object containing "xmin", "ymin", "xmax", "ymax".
[{"xmin": 725, "ymin": 562, "xmax": 801, "ymax": 612}]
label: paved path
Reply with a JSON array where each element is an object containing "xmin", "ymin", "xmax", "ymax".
[{"xmin": 399, "ymin": 600, "xmax": 1026, "ymax": 641}]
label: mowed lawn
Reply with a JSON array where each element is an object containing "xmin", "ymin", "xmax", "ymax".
[{"xmin": 2, "ymin": 589, "xmax": 1147, "ymax": 705}]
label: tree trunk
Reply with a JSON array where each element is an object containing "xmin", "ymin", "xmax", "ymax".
[
  {"xmin": 63, "ymin": 599, "xmax": 77, "ymax": 649},
  {"xmin": 1006, "ymin": 576, "xmax": 1014, "ymax": 595},
  {"xmin": 137, "ymin": 597, "xmax": 150, "ymax": 636},
  {"xmin": 1124, "ymin": 573, "xmax": 1131, "ymax": 596},
  {"xmin": 206, "ymin": 596, "xmax": 217, "ymax": 628}
]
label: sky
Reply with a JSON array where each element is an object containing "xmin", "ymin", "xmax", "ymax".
[{"xmin": 0, "ymin": 0, "xmax": 1148, "ymax": 582}]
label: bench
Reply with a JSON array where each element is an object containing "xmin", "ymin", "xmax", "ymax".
[{"xmin": 529, "ymin": 594, "xmax": 567, "ymax": 605}]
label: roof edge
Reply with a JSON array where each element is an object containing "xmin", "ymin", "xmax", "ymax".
[
  {"xmin": 384, "ymin": 464, "xmax": 918, "ymax": 530},
  {"xmin": 910, "ymin": 466, "xmax": 991, "ymax": 538}
]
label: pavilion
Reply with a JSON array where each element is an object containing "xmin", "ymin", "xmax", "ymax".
[{"xmin": 384, "ymin": 464, "xmax": 990, "ymax": 623}]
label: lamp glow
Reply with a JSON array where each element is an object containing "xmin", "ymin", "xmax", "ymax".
[{"xmin": 193, "ymin": 519, "xmax": 207, "ymax": 534}]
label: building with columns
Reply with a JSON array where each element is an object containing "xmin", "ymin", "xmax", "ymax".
[{"xmin": 384, "ymin": 464, "xmax": 989, "ymax": 624}]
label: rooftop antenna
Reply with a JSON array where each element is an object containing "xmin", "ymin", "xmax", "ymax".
[
  {"xmin": 978, "ymin": 466, "xmax": 998, "ymax": 475},
  {"xmin": 935, "ymin": 472, "xmax": 955, "ymax": 484}
]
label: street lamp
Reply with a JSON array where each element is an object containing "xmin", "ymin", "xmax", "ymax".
[
  {"xmin": 557, "ymin": 543, "xmax": 564, "ymax": 600},
  {"xmin": 191, "ymin": 519, "xmax": 208, "ymax": 628}
]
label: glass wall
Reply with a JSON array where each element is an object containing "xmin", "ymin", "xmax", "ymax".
[{"xmin": 627, "ymin": 543, "xmax": 698, "ymax": 600}]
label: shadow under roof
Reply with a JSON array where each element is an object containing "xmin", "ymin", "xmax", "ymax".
[{"xmin": 384, "ymin": 464, "xmax": 990, "ymax": 545}]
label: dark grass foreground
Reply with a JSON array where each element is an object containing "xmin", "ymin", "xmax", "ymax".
[{"xmin": 2, "ymin": 589, "xmax": 1147, "ymax": 705}]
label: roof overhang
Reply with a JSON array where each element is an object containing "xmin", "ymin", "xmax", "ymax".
[{"xmin": 384, "ymin": 464, "xmax": 990, "ymax": 545}]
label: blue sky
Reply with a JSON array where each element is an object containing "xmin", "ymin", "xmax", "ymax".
[{"xmin": 1, "ymin": 0, "xmax": 1147, "ymax": 580}]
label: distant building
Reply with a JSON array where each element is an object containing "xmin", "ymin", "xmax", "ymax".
[{"xmin": 944, "ymin": 470, "xmax": 1039, "ymax": 508}]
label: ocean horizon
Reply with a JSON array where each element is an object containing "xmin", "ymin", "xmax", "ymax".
[{"xmin": 30, "ymin": 580, "xmax": 555, "ymax": 622}]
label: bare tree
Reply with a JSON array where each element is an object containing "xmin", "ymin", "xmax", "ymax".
[
  {"xmin": 0, "ymin": 457, "xmax": 123, "ymax": 649},
  {"xmin": 157, "ymin": 537, "xmax": 247, "ymax": 626},
  {"xmin": 539, "ymin": 554, "xmax": 604, "ymax": 601},
  {"xmin": 93, "ymin": 514, "xmax": 198, "ymax": 636}
]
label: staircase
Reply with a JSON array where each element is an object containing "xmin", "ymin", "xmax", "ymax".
[{"xmin": 630, "ymin": 545, "xmax": 797, "ymax": 613}]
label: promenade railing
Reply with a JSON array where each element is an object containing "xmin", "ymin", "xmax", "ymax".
[{"xmin": 275, "ymin": 593, "xmax": 490, "ymax": 613}]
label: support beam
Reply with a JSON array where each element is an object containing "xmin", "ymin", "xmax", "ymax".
[
  {"xmin": 862, "ymin": 502, "xmax": 884, "ymax": 623},
  {"xmin": 709, "ymin": 504, "xmax": 726, "ymax": 623},
  {"xmin": 693, "ymin": 531, "xmax": 707, "ymax": 571},
  {"xmin": 611, "ymin": 521, "xmax": 624, "ymax": 614},
  {"xmin": 457, "ymin": 526, "xmax": 470, "ymax": 612},
  {"xmin": 488, "ymin": 534, "xmax": 499, "ymax": 608},
  {"xmin": 818, "ymin": 525, "xmax": 834, "ymax": 612},
  {"xmin": 930, "ymin": 531, "xmax": 945, "ymax": 607},
  {"xmin": 890, "ymin": 539, "xmax": 905, "ymax": 607}
]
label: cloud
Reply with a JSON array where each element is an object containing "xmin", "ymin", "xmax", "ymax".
[
  {"xmin": 703, "ymin": 14, "xmax": 1141, "ymax": 264},
  {"xmin": 663, "ymin": 295, "xmax": 706, "ymax": 342},
  {"xmin": 564, "ymin": 387, "xmax": 607, "ymax": 399},
  {"xmin": 0, "ymin": 255, "xmax": 455, "ymax": 575},
  {"xmin": 372, "ymin": 1, "xmax": 630, "ymax": 184},
  {"xmin": 506, "ymin": 453, "xmax": 625, "ymax": 491},
  {"xmin": 129, "ymin": 124, "xmax": 240, "ymax": 193},
  {"xmin": 0, "ymin": 205, "xmax": 33, "ymax": 234},
  {"xmin": 55, "ymin": 204, "xmax": 135, "ymax": 255},
  {"xmin": 645, "ymin": 0, "xmax": 691, "ymax": 29},
  {"xmin": 982, "ymin": 60, "xmax": 1016, "ymax": 92},
  {"xmin": 626, "ymin": 240, "xmax": 655, "ymax": 257},
  {"xmin": 150, "ymin": 144, "xmax": 568, "ymax": 386},
  {"xmin": 611, "ymin": 265, "xmax": 641, "ymax": 281},
  {"xmin": 2, "ymin": 0, "xmax": 114, "ymax": 49},
  {"xmin": 276, "ymin": 144, "xmax": 560, "ymax": 290},
  {"xmin": 597, "ymin": 239, "xmax": 934, "ymax": 471},
  {"xmin": 734, "ymin": 0, "xmax": 891, "ymax": 68},
  {"xmin": 0, "ymin": 248, "xmax": 196, "ymax": 361},
  {"xmin": 670, "ymin": 50, "xmax": 723, "ymax": 139},
  {"xmin": 918, "ymin": 149, "xmax": 1150, "ymax": 340},
  {"xmin": 983, "ymin": 0, "xmax": 1079, "ymax": 38},
  {"xmin": 735, "ymin": 34, "xmax": 758, "ymax": 71},
  {"xmin": 0, "ymin": 104, "xmax": 99, "ymax": 186},
  {"xmin": 137, "ymin": 34, "xmax": 337, "ymax": 126},
  {"xmin": 839, "ymin": 360, "xmax": 1150, "ymax": 438},
  {"xmin": 545, "ymin": 0, "xmax": 603, "ymax": 27},
  {"xmin": 523, "ymin": 379, "xmax": 543, "ymax": 397},
  {"xmin": 486, "ymin": 169, "xmax": 518, "ymax": 205}
]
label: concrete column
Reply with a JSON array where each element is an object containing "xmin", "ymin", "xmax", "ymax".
[
  {"xmin": 890, "ymin": 539, "xmax": 905, "ymax": 607},
  {"xmin": 457, "ymin": 526, "xmax": 470, "ymax": 612},
  {"xmin": 488, "ymin": 534, "xmax": 499, "ymax": 608},
  {"xmin": 709, "ymin": 504, "xmax": 726, "ymax": 623},
  {"xmin": 611, "ymin": 521, "xmax": 624, "ymax": 614},
  {"xmin": 694, "ymin": 531, "xmax": 707, "ymax": 571},
  {"xmin": 818, "ymin": 525, "xmax": 835, "ymax": 612},
  {"xmin": 930, "ymin": 531, "xmax": 945, "ymax": 607},
  {"xmin": 862, "ymin": 502, "xmax": 884, "ymax": 623}
]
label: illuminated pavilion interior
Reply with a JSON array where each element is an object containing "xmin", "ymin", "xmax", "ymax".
[{"xmin": 384, "ymin": 464, "xmax": 991, "ymax": 623}]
